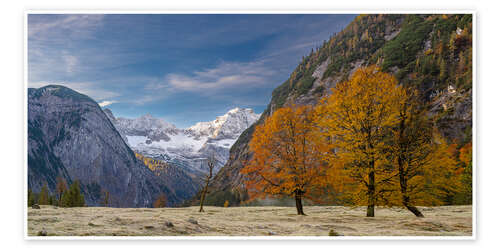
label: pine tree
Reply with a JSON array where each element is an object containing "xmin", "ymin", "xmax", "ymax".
[
  {"xmin": 28, "ymin": 189, "xmax": 35, "ymax": 207},
  {"xmin": 38, "ymin": 183, "xmax": 50, "ymax": 205},
  {"xmin": 101, "ymin": 190, "xmax": 111, "ymax": 207},
  {"xmin": 61, "ymin": 180, "xmax": 85, "ymax": 207},
  {"xmin": 48, "ymin": 195, "xmax": 56, "ymax": 206},
  {"xmin": 439, "ymin": 56, "xmax": 448, "ymax": 83}
]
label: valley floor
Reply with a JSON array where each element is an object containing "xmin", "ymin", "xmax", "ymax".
[{"xmin": 27, "ymin": 205, "xmax": 472, "ymax": 237}]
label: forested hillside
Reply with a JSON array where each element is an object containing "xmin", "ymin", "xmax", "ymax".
[{"xmin": 202, "ymin": 14, "xmax": 473, "ymax": 207}]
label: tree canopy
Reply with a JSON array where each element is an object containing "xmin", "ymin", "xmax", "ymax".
[{"xmin": 242, "ymin": 105, "xmax": 326, "ymax": 215}]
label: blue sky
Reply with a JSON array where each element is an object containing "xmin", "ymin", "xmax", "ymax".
[{"xmin": 28, "ymin": 14, "xmax": 355, "ymax": 127}]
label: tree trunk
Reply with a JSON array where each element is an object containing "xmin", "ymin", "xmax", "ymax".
[
  {"xmin": 400, "ymin": 178, "xmax": 424, "ymax": 217},
  {"xmin": 404, "ymin": 202, "xmax": 424, "ymax": 217},
  {"xmin": 199, "ymin": 189, "xmax": 207, "ymax": 212},
  {"xmin": 397, "ymin": 134, "xmax": 424, "ymax": 218},
  {"xmin": 367, "ymin": 169, "xmax": 375, "ymax": 217},
  {"xmin": 199, "ymin": 158, "xmax": 214, "ymax": 212},
  {"xmin": 295, "ymin": 190, "xmax": 306, "ymax": 215},
  {"xmin": 199, "ymin": 181, "xmax": 209, "ymax": 212}
]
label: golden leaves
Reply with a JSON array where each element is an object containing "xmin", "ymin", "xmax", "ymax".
[{"xmin": 241, "ymin": 66, "xmax": 469, "ymax": 208}]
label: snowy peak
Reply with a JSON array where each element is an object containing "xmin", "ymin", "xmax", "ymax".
[
  {"xmin": 105, "ymin": 107, "xmax": 260, "ymax": 174},
  {"xmin": 104, "ymin": 111, "xmax": 178, "ymax": 145},
  {"xmin": 188, "ymin": 108, "xmax": 260, "ymax": 140}
]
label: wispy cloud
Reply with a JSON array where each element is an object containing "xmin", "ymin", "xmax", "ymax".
[
  {"xmin": 62, "ymin": 52, "xmax": 78, "ymax": 73},
  {"xmin": 26, "ymin": 14, "xmax": 356, "ymax": 127},
  {"xmin": 147, "ymin": 60, "xmax": 277, "ymax": 94},
  {"xmin": 98, "ymin": 100, "xmax": 117, "ymax": 107},
  {"xmin": 28, "ymin": 14, "xmax": 104, "ymax": 39},
  {"xmin": 28, "ymin": 15, "xmax": 106, "ymax": 79},
  {"xmin": 129, "ymin": 95, "xmax": 162, "ymax": 106}
]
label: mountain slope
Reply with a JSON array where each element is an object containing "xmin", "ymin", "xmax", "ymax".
[
  {"xmin": 135, "ymin": 153, "xmax": 200, "ymax": 202},
  {"xmin": 28, "ymin": 85, "xmax": 180, "ymax": 207},
  {"xmin": 204, "ymin": 14, "xmax": 473, "ymax": 205}
]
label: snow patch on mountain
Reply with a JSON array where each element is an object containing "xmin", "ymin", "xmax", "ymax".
[
  {"xmin": 105, "ymin": 108, "xmax": 260, "ymax": 175},
  {"xmin": 188, "ymin": 108, "xmax": 260, "ymax": 140}
]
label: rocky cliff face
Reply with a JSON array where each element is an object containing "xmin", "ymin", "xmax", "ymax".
[
  {"xmin": 28, "ymin": 85, "xmax": 179, "ymax": 207},
  {"xmin": 105, "ymin": 108, "xmax": 260, "ymax": 176},
  {"xmin": 205, "ymin": 14, "xmax": 473, "ymax": 205}
]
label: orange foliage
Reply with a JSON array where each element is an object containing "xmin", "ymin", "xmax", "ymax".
[
  {"xmin": 135, "ymin": 152, "xmax": 168, "ymax": 173},
  {"xmin": 241, "ymin": 105, "xmax": 327, "ymax": 201},
  {"xmin": 153, "ymin": 192, "xmax": 167, "ymax": 208},
  {"xmin": 459, "ymin": 142, "xmax": 472, "ymax": 167},
  {"xmin": 240, "ymin": 65, "xmax": 470, "ymax": 213}
]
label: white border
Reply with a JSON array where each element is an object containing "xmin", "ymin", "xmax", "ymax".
[
  {"xmin": 23, "ymin": 10, "xmax": 476, "ymax": 241},
  {"xmin": 24, "ymin": 10, "xmax": 28, "ymax": 242}
]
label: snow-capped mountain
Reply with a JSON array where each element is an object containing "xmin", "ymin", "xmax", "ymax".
[
  {"xmin": 104, "ymin": 108, "xmax": 260, "ymax": 175},
  {"xmin": 187, "ymin": 108, "xmax": 260, "ymax": 140}
]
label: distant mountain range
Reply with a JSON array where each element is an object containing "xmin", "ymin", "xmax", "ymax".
[
  {"xmin": 104, "ymin": 107, "xmax": 260, "ymax": 176},
  {"xmin": 27, "ymin": 84, "xmax": 260, "ymax": 207}
]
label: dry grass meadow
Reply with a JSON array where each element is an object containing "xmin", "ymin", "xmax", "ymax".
[{"xmin": 27, "ymin": 205, "xmax": 472, "ymax": 237}]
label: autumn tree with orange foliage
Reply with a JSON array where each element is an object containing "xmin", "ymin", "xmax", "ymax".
[
  {"xmin": 153, "ymin": 192, "xmax": 167, "ymax": 208},
  {"xmin": 241, "ymin": 105, "xmax": 326, "ymax": 215},
  {"xmin": 316, "ymin": 66, "xmax": 462, "ymax": 217},
  {"xmin": 389, "ymin": 87, "xmax": 460, "ymax": 216},
  {"xmin": 315, "ymin": 66, "xmax": 403, "ymax": 217}
]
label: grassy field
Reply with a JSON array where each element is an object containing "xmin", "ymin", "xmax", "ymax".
[{"xmin": 27, "ymin": 205, "xmax": 472, "ymax": 237}]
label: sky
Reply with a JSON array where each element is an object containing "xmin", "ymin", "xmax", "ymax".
[{"xmin": 28, "ymin": 14, "xmax": 355, "ymax": 128}]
